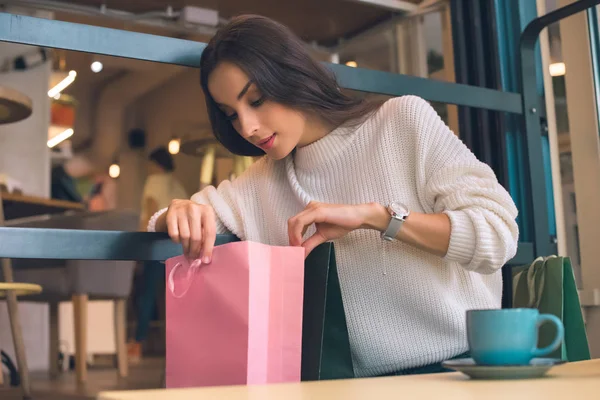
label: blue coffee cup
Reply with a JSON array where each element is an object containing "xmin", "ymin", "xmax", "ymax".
[{"xmin": 466, "ymin": 308, "xmax": 564, "ymax": 366}]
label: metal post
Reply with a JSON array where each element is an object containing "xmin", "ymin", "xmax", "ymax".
[{"xmin": 519, "ymin": 0, "xmax": 600, "ymax": 259}]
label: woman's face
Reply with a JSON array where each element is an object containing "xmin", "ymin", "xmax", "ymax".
[{"xmin": 207, "ymin": 61, "xmax": 308, "ymax": 160}]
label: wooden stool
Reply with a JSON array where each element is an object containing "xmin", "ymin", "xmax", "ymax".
[
  {"xmin": 0, "ymin": 282, "xmax": 43, "ymax": 297},
  {"xmin": 0, "ymin": 282, "xmax": 42, "ymax": 396}
]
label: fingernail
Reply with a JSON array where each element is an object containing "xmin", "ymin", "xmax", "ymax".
[{"xmin": 203, "ymin": 256, "xmax": 211, "ymax": 264}]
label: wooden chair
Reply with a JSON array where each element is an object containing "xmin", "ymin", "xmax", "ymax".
[
  {"xmin": 0, "ymin": 281, "xmax": 42, "ymax": 397},
  {"xmin": 0, "ymin": 187, "xmax": 40, "ymax": 399},
  {"xmin": 4, "ymin": 210, "xmax": 139, "ymax": 385},
  {"xmin": 0, "ymin": 227, "xmax": 233, "ymax": 390}
]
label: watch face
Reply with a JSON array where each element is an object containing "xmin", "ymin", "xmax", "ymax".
[{"xmin": 389, "ymin": 201, "xmax": 409, "ymax": 217}]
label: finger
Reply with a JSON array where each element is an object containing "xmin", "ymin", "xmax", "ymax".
[
  {"xmin": 167, "ymin": 209, "xmax": 180, "ymax": 243},
  {"xmin": 201, "ymin": 209, "xmax": 216, "ymax": 264},
  {"xmin": 302, "ymin": 232, "xmax": 327, "ymax": 257},
  {"xmin": 177, "ymin": 214, "xmax": 191, "ymax": 257},
  {"xmin": 301, "ymin": 224, "xmax": 309, "ymax": 238},
  {"xmin": 287, "ymin": 214, "xmax": 306, "ymax": 246},
  {"xmin": 299, "ymin": 203, "xmax": 328, "ymax": 239},
  {"xmin": 188, "ymin": 207, "xmax": 203, "ymax": 260},
  {"xmin": 288, "ymin": 208, "xmax": 320, "ymax": 246}
]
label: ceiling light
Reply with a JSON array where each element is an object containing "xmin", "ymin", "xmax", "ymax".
[
  {"xmin": 549, "ymin": 62, "xmax": 565, "ymax": 77},
  {"xmin": 109, "ymin": 163, "xmax": 121, "ymax": 179},
  {"xmin": 91, "ymin": 61, "xmax": 103, "ymax": 73},
  {"xmin": 48, "ymin": 70, "xmax": 77, "ymax": 98},
  {"xmin": 47, "ymin": 128, "xmax": 74, "ymax": 148},
  {"xmin": 169, "ymin": 138, "xmax": 181, "ymax": 155}
]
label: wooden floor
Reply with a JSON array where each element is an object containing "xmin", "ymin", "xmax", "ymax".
[{"xmin": 0, "ymin": 357, "xmax": 164, "ymax": 400}]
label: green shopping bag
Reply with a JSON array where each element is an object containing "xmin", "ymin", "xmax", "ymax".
[
  {"xmin": 301, "ymin": 242, "xmax": 355, "ymax": 380},
  {"xmin": 512, "ymin": 256, "xmax": 591, "ymax": 361}
]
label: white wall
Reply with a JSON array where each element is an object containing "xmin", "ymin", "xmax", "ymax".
[
  {"xmin": 0, "ymin": 41, "xmax": 51, "ymax": 371},
  {"xmin": 559, "ymin": 0, "xmax": 600, "ymax": 357},
  {"xmin": 0, "ymin": 43, "xmax": 51, "ymax": 196},
  {"xmin": 59, "ymin": 301, "xmax": 116, "ymax": 356},
  {"xmin": 0, "ymin": 302, "xmax": 49, "ymax": 372}
]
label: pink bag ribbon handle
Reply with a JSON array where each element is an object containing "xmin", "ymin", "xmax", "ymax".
[{"xmin": 168, "ymin": 259, "xmax": 202, "ymax": 298}]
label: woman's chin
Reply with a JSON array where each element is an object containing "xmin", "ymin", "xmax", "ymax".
[
  {"xmin": 266, "ymin": 152, "xmax": 286, "ymax": 161},
  {"xmin": 264, "ymin": 146, "xmax": 293, "ymax": 160}
]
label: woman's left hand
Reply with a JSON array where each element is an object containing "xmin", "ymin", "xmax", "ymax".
[{"xmin": 288, "ymin": 201, "xmax": 384, "ymax": 256}]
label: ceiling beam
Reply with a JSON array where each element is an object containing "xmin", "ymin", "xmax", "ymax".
[
  {"xmin": 343, "ymin": 0, "xmax": 418, "ymax": 12},
  {"xmin": 1, "ymin": 0, "xmax": 220, "ymax": 37}
]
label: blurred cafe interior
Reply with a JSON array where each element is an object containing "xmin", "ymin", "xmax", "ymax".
[{"xmin": 1, "ymin": 0, "xmax": 600, "ymax": 399}]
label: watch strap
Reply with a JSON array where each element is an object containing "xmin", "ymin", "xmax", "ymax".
[{"xmin": 382, "ymin": 215, "xmax": 404, "ymax": 241}]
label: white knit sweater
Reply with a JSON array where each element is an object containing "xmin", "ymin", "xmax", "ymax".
[{"xmin": 188, "ymin": 96, "xmax": 519, "ymax": 377}]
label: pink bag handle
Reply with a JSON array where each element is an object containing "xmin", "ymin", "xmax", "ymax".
[{"xmin": 168, "ymin": 259, "xmax": 202, "ymax": 298}]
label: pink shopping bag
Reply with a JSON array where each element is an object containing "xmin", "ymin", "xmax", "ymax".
[{"xmin": 165, "ymin": 240, "xmax": 305, "ymax": 388}]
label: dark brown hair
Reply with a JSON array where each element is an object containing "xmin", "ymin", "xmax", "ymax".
[
  {"xmin": 199, "ymin": 14, "xmax": 384, "ymax": 156},
  {"xmin": 148, "ymin": 146, "xmax": 174, "ymax": 172}
]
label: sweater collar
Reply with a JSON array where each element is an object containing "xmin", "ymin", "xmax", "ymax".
[{"xmin": 292, "ymin": 122, "xmax": 359, "ymax": 172}]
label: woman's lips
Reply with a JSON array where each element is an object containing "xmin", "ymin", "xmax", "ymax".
[{"xmin": 258, "ymin": 134, "xmax": 276, "ymax": 150}]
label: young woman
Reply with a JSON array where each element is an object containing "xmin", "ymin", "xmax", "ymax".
[{"xmin": 148, "ymin": 15, "xmax": 519, "ymax": 377}]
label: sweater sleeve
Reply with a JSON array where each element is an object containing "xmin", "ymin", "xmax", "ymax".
[
  {"xmin": 402, "ymin": 96, "xmax": 519, "ymax": 274},
  {"xmin": 189, "ymin": 159, "xmax": 267, "ymax": 241},
  {"xmin": 190, "ymin": 181, "xmax": 244, "ymax": 239}
]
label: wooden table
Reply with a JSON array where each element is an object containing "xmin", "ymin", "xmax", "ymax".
[
  {"xmin": 1, "ymin": 192, "xmax": 84, "ymax": 220},
  {"xmin": 0, "ymin": 85, "xmax": 32, "ymax": 124},
  {"xmin": 98, "ymin": 359, "xmax": 600, "ymax": 400}
]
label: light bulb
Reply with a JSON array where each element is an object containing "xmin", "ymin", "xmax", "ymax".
[
  {"xmin": 91, "ymin": 61, "xmax": 103, "ymax": 73},
  {"xmin": 47, "ymin": 128, "xmax": 74, "ymax": 148},
  {"xmin": 549, "ymin": 62, "xmax": 565, "ymax": 77},
  {"xmin": 48, "ymin": 70, "xmax": 77, "ymax": 98},
  {"xmin": 168, "ymin": 138, "xmax": 180, "ymax": 155},
  {"xmin": 109, "ymin": 163, "xmax": 120, "ymax": 179}
]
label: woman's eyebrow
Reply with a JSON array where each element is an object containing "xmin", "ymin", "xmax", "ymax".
[{"xmin": 237, "ymin": 80, "xmax": 253, "ymax": 100}]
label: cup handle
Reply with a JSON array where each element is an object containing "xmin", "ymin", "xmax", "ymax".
[{"xmin": 532, "ymin": 314, "xmax": 564, "ymax": 358}]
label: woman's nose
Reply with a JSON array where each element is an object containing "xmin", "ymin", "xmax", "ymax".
[{"xmin": 238, "ymin": 112, "xmax": 260, "ymax": 139}]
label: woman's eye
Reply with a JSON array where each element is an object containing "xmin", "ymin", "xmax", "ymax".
[
  {"xmin": 226, "ymin": 113, "xmax": 238, "ymax": 121},
  {"xmin": 250, "ymin": 97, "xmax": 265, "ymax": 107}
]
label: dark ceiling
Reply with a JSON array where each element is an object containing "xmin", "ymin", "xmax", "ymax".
[{"xmin": 53, "ymin": 0, "xmax": 422, "ymax": 45}]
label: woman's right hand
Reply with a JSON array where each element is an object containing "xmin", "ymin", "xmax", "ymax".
[{"xmin": 156, "ymin": 199, "xmax": 216, "ymax": 263}]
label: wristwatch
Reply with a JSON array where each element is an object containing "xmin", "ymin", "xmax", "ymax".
[{"xmin": 381, "ymin": 201, "xmax": 410, "ymax": 241}]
